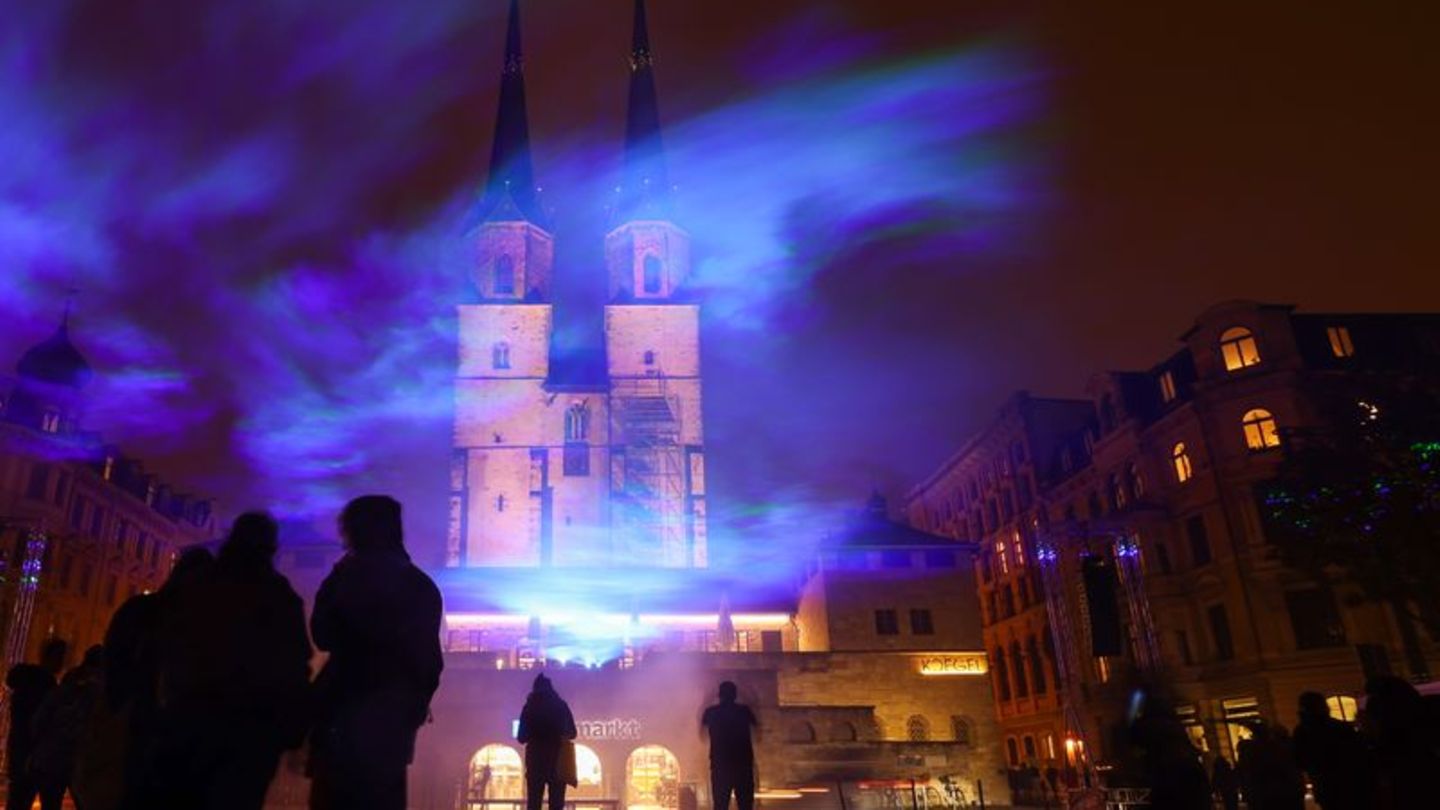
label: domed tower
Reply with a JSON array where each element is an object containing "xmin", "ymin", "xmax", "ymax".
[{"xmin": 4, "ymin": 310, "xmax": 92, "ymax": 435}]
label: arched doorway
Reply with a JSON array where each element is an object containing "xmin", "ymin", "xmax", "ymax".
[
  {"xmin": 626, "ymin": 745, "xmax": 680, "ymax": 810},
  {"xmin": 469, "ymin": 744, "xmax": 524, "ymax": 805}
]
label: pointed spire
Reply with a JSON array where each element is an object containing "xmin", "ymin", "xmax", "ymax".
[
  {"xmin": 618, "ymin": 0, "xmax": 671, "ymax": 221},
  {"xmin": 480, "ymin": 0, "xmax": 544, "ymax": 224}
]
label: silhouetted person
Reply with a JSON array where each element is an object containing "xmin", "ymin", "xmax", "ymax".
[
  {"xmin": 6, "ymin": 637, "xmax": 67, "ymax": 810},
  {"xmin": 1210, "ymin": 756, "xmax": 1238, "ymax": 810},
  {"xmin": 1292, "ymin": 691, "xmax": 1375, "ymax": 810},
  {"xmin": 155, "ymin": 512, "xmax": 312, "ymax": 809},
  {"xmin": 517, "ymin": 674, "xmax": 577, "ymax": 810},
  {"xmin": 1236, "ymin": 722, "xmax": 1305, "ymax": 810},
  {"xmin": 29, "ymin": 645, "xmax": 104, "ymax": 808},
  {"xmin": 1127, "ymin": 694, "xmax": 1208, "ymax": 810},
  {"xmin": 1362, "ymin": 675, "xmax": 1440, "ymax": 809},
  {"xmin": 702, "ymin": 681, "xmax": 758, "ymax": 810},
  {"xmin": 309, "ymin": 495, "xmax": 444, "ymax": 810},
  {"xmin": 103, "ymin": 547, "xmax": 213, "ymax": 809}
]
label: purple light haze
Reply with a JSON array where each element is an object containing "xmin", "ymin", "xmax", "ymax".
[{"xmin": 0, "ymin": 1, "xmax": 1047, "ymax": 572}]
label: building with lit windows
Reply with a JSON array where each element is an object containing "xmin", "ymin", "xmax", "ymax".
[
  {"xmin": 412, "ymin": 3, "xmax": 1006, "ymax": 808},
  {"xmin": 906, "ymin": 300, "xmax": 1440, "ymax": 788},
  {"xmin": 0, "ymin": 315, "xmax": 216, "ymax": 677}
]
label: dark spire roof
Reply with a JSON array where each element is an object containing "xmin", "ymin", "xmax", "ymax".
[
  {"xmin": 16, "ymin": 311, "xmax": 91, "ymax": 389},
  {"xmin": 478, "ymin": 0, "xmax": 545, "ymax": 225},
  {"xmin": 616, "ymin": 0, "xmax": 672, "ymax": 222}
]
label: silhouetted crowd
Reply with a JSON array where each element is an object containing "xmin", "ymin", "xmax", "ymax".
[
  {"xmin": 1124, "ymin": 682, "xmax": 1440, "ymax": 810},
  {"xmin": 4, "ymin": 495, "xmax": 442, "ymax": 810}
]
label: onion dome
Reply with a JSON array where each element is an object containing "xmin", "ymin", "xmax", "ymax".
[{"xmin": 16, "ymin": 320, "xmax": 92, "ymax": 388}]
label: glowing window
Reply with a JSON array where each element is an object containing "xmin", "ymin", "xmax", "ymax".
[
  {"xmin": 1011, "ymin": 528, "xmax": 1025, "ymax": 566},
  {"xmin": 41, "ymin": 410, "xmax": 61, "ymax": 433},
  {"xmin": 1327, "ymin": 326, "xmax": 1355, "ymax": 358},
  {"xmin": 1326, "ymin": 695, "xmax": 1358, "ymax": 722},
  {"xmin": 494, "ymin": 255, "xmax": 516, "ymax": 296},
  {"xmin": 994, "ymin": 539, "xmax": 1008, "ymax": 575},
  {"xmin": 906, "ymin": 715, "xmax": 930, "ymax": 742},
  {"xmin": 626, "ymin": 745, "xmax": 680, "ymax": 810},
  {"xmin": 573, "ymin": 744, "xmax": 603, "ymax": 796},
  {"xmin": 1172, "ymin": 443, "xmax": 1193, "ymax": 483},
  {"xmin": 1159, "ymin": 371, "xmax": 1177, "ymax": 403},
  {"xmin": 642, "ymin": 255, "xmax": 663, "ymax": 295},
  {"xmin": 1219, "ymin": 327, "xmax": 1261, "ymax": 371},
  {"xmin": 468, "ymin": 744, "xmax": 523, "ymax": 802},
  {"xmin": 1241, "ymin": 408, "xmax": 1281, "ymax": 450},
  {"xmin": 492, "ymin": 342, "xmax": 511, "ymax": 370}
]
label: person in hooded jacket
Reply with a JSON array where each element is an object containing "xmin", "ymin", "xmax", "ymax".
[
  {"xmin": 517, "ymin": 674, "xmax": 577, "ymax": 810},
  {"xmin": 153, "ymin": 512, "xmax": 312, "ymax": 810},
  {"xmin": 308, "ymin": 495, "xmax": 443, "ymax": 810}
]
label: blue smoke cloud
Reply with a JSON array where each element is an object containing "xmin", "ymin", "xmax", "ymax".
[{"xmin": 0, "ymin": 1, "xmax": 1048, "ymax": 576}]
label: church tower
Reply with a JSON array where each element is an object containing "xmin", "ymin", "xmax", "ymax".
[
  {"xmin": 604, "ymin": 0, "xmax": 707, "ymax": 567},
  {"xmin": 451, "ymin": 0, "xmax": 556, "ymax": 567}
]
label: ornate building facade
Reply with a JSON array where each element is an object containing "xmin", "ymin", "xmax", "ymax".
[
  {"xmin": 0, "ymin": 315, "xmax": 215, "ymax": 673},
  {"xmin": 905, "ymin": 300, "xmax": 1440, "ymax": 793}
]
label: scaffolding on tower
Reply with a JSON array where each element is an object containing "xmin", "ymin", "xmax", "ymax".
[{"xmin": 611, "ymin": 374, "xmax": 689, "ymax": 566}]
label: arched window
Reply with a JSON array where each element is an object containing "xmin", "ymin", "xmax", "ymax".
[
  {"xmin": 1241, "ymin": 408, "xmax": 1280, "ymax": 450},
  {"xmin": 951, "ymin": 716, "xmax": 973, "ymax": 745},
  {"xmin": 1219, "ymin": 326, "xmax": 1261, "ymax": 371},
  {"xmin": 1129, "ymin": 463, "xmax": 1145, "ymax": 500},
  {"xmin": 494, "ymin": 254, "xmax": 516, "ymax": 296},
  {"xmin": 786, "ymin": 721, "xmax": 817, "ymax": 743},
  {"xmin": 1172, "ymin": 442, "xmax": 1193, "ymax": 483},
  {"xmin": 992, "ymin": 648, "xmax": 1012, "ymax": 701},
  {"xmin": 643, "ymin": 350, "xmax": 656, "ymax": 367},
  {"xmin": 1028, "ymin": 636, "xmax": 1047, "ymax": 695},
  {"xmin": 828, "ymin": 721, "xmax": 858, "ymax": 742},
  {"xmin": 1011, "ymin": 641, "xmax": 1029, "ymax": 698},
  {"xmin": 565, "ymin": 402, "xmax": 590, "ymax": 442},
  {"xmin": 1110, "ymin": 473, "xmax": 1126, "ymax": 510},
  {"xmin": 492, "ymin": 342, "xmax": 511, "ymax": 370},
  {"xmin": 906, "ymin": 715, "xmax": 931, "ymax": 742},
  {"xmin": 626, "ymin": 746, "xmax": 680, "ymax": 810},
  {"xmin": 642, "ymin": 255, "xmax": 663, "ymax": 295},
  {"xmin": 469, "ymin": 745, "xmax": 524, "ymax": 801}
]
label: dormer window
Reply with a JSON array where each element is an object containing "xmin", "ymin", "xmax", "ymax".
[
  {"xmin": 643, "ymin": 350, "xmax": 656, "ymax": 367},
  {"xmin": 40, "ymin": 410, "xmax": 61, "ymax": 433},
  {"xmin": 492, "ymin": 342, "xmax": 511, "ymax": 370},
  {"xmin": 642, "ymin": 255, "xmax": 663, "ymax": 295},
  {"xmin": 1219, "ymin": 327, "xmax": 1261, "ymax": 372},
  {"xmin": 1158, "ymin": 371, "xmax": 1177, "ymax": 403},
  {"xmin": 1327, "ymin": 326, "xmax": 1355, "ymax": 358},
  {"xmin": 494, "ymin": 255, "xmax": 516, "ymax": 296}
]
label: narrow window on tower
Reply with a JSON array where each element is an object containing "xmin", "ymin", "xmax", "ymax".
[
  {"xmin": 642, "ymin": 255, "xmax": 663, "ymax": 294},
  {"xmin": 494, "ymin": 254, "xmax": 516, "ymax": 296},
  {"xmin": 1158, "ymin": 370, "xmax": 1177, "ymax": 403},
  {"xmin": 492, "ymin": 342, "xmax": 511, "ymax": 370}
]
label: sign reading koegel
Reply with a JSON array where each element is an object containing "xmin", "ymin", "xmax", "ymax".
[{"xmin": 914, "ymin": 652, "xmax": 988, "ymax": 676}]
